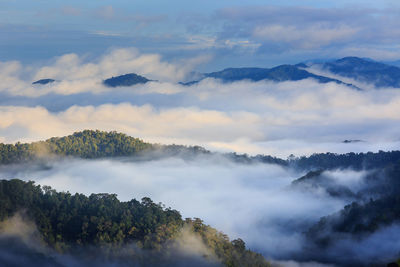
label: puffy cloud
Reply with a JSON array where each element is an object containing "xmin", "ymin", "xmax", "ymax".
[
  {"xmin": 1, "ymin": 50, "xmax": 400, "ymax": 156},
  {"xmin": 0, "ymin": 48, "xmax": 208, "ymax": 97},
  {"xmin": 34, "ymin": 48, "xmax": 189, "ymax": 82},
  {"xmin": 0, "ymin": 104, "xmax": 263, "ymax": 150},
  {"xmin": 0, "ymin": 83, "xmax": 400, "ymax": 157}
]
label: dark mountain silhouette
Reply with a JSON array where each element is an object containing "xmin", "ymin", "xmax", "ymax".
[
  {"xmin": 181, "ymin": 65, "xmax": 358, "ymax": 88},
  {"xmin": 32, "ymin": 79, "xmax": 55, "ymax": 85},
  {"xmin": 310, "ymin": 57, "xmax": 400, "ymax": 88},
  {"xmin": 103, "ymin": 73, "xmax": 151, "ymax": 87}
]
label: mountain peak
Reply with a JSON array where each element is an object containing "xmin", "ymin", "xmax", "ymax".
[
  {"xmin": 103, "ymin": 73, "xmax": 150, "ymax": 87},
  {"xmin": 333, "ymin": 56, "xmax": 380, "ymax": 66}
]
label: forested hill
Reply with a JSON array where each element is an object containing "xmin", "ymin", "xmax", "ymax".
[
  {"xmin": 0, "ymin": 130, "xmax": 282, "ymax": 165},
  {"xmin": 291, "ymin": 150, "xmax": 400, "ymax": 171},
  {"xmin": 0, "ymin": 179, "xmax": 269, "ymax": 267},
  {"xmin": 0, "ymin": 130, "xmax": 153, "ymax": 163},
  {"xmin": 1, "ymin": 130, "xmax": 400, "ymax": 171},
  {"xmin": 303, "ymin": 161, "xmax": 400, "ymax": 266}
]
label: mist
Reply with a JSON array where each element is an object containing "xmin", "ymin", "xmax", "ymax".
[{"xmin": 1, "ymin": 153, "xmax": 387, "ymax": 265}]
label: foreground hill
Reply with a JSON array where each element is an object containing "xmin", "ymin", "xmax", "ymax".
[{"xmin": 0, "ymin": 179, "xmax": 269, "ymax": 266}]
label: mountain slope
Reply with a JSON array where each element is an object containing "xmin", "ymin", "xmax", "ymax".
[
  {"xmin": 306, "ymin": 162, "xmax": 400, "ymax": 248},
  {"xmin": 0, "ymin": 179, "xmax": 270, "ymax": 267},
  {"xmin": 182, "ymin": 65, "xmax": 357, "ymax": 88},
  {"xmin": 310, "ymin": 57, "xmax": 400, "ymax": 88}
]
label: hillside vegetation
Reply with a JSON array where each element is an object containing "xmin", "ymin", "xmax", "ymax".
[{"xmin": 0, "ymin": 179, "xmax": 269, "ymax": 267}]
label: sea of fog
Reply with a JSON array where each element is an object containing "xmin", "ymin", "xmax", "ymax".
[{"xmin": 1, "ymin": 154, "xmax": 389, "ymax": 265}]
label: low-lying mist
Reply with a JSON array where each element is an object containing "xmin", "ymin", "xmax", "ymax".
[{"xmin": 1, "ymin": 153, "xmax": 387, "ymax": 265}]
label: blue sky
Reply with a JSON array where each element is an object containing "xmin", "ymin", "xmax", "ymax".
[{"xmin": 1, "ymin": 0, "xmax": 400, "ymax": 70}]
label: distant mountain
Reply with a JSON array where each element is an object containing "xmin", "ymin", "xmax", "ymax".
[
  {"xmin": 103, "ymin": 73, "xmax": 151, "ymax": 87},
  {"xmin": 309, "ymin": 57, "xmax": 400, "ymax": 88},
  {"xmin": 182, "ymin": 65, "xmax": 358, "ymax": 88},
  {"xmin": 342, "ymin": 139, "xmax": 364, "ymax": 144},
  {"xmin": 30, "ymin": 57, "xmax": 400, "ymax": 90},
  {"xmin": 385, "ymin": 60, "xmax": 400, "ymax": 67},
  {"xmin": 291, "ymin": 170, "xmax": 356, "ymax": 198},
  {"xmin": 32, "ymin": 79, "xmax": 55, "ymax": 85},
  {"xmin": 307, "ymin": 162, "xmax": 400, "ymax": 245}
]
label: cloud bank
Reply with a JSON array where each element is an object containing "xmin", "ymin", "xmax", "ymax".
[
  {"xmin": 0, "ymin": 50, "xmax": 400, "ymax": 157},
  {"xmin": 1, "ymin": 155, "xmax": 395, "ymax": 265}
]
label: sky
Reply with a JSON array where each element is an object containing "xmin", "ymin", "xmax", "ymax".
[
  {"xmin": 1, "ymin": 0, "xmax": 400, "ymax": 70},
  {"xmin": 1, "ymin": 0, "xmax": 400, "ymax": 157}
]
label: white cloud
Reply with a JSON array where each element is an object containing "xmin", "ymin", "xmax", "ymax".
[
  {"xmin": 1, "ymin": 50, "xmax": 400, "ymax": 157},
  {"xmin": 0, "ymin": 157, "xmax": 353, "ymax": 261},
  {"xmin": 0, "ymin": 48, "xmax": 209, "ymax": 97},
  {"xmin": 34, "ymin": 48, "xmax": 189, "ymax": 83}
]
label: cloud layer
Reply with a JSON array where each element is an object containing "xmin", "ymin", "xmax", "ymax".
[
  {"xmin": 0, "ymin": 50, "xmax": 400, "ymax": 157},
  {"xmin": 0, "ymin": 157, "xmax": 346, "ymax": 258},
  {"xmin": 1, "ymin": 155, "xmax": 395, "ymax": 265}
]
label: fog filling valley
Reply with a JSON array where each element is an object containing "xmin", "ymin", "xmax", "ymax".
[
  {"xmin": 1, "ymin": 49, "xmax": 400, "ymax": 265},
  {"xmin": 1, "ymin": 154, "xmax": 396, "ymax": 265}
]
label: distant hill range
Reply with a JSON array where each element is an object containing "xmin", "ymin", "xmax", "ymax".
[
  {"xmin": 306, "ymin": 57, "xmax": 400, "ymax": 88},
  {"xmin": 31, "ymin": 57, "xmax": 400, "ymax": 89},
  {"xmin": 32, "ymin": 73, "xmax": 152, "ymax": 88},
  {"xmin": 181, "ymin": 64, "xmax": 356, "ymax": 88},
  {"xmin": 182, "ymin": 57, "xmax": 400, "ymax": 89}
]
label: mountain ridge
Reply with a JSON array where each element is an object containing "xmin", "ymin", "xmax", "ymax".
[
  {"xmin": 30, "ymin": 57, "xmax": 400, "ymax": 89},
  {"xmin": 305, "ymin": 56, "xmax": 400, "ymax": 88}
]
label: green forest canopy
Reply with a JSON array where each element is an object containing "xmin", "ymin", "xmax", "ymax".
[
  {"xmin": 1, "ymin": 130, "xmax": 400, "ymax": 172},
  {"xmin": 0, "ymin": 179, "xmax": 269, "ymax": 267}
]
